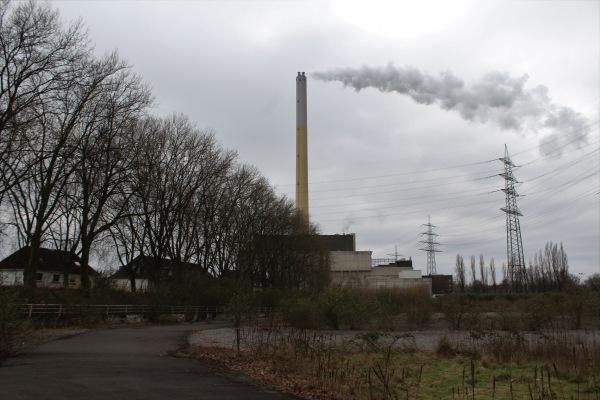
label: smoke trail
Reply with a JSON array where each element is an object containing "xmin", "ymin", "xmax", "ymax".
[{"xmin": 312, "ymin": 64, "xmax": 589, "ymax": 156}]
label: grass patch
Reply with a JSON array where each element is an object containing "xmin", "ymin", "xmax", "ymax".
[{"xmin": 188, "ymin": 323, "xmax": 600, "ymax": 400}]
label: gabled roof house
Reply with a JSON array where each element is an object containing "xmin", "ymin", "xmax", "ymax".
[
  {"xmin": 0, "ymin": 247, "xmax": 98, "ymax": 288},
  {"xmin": 110, "ymin": 255, "xmax": 207, "ymax": 291}
]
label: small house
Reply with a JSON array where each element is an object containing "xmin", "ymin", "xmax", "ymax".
[
  {"xmin": 109, "ymin": 255, "xmax": 207, "ymax": 291},
  {"xmin": 0, "ymin": 247, "xmax": 98, "ymax": 288}
]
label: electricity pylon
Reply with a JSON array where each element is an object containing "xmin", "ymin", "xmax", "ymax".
[
  {"xmin": 499, "ymin": 145, "xmax": 526, "ymax": 292},
  {"xmin": 387, "ymin": 245, "xmax": 403, "ymax": 261},
  {"xmin": 419, "ymin": 215, "xmax": 441, "ymax": 275}
]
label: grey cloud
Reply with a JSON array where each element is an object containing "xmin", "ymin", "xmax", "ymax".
[{"xmin": 312, "ymin": 64, "xmax": 589, "ymax": 156}]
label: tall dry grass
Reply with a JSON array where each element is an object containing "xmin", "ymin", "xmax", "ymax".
[{"xmin": 222, "ymin": 289, "xmax": 600, "ymax": 399}]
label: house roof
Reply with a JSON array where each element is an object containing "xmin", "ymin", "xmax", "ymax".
[
  {"xmin": 0, "ymin": 247, "xmax": 99, "ymax": 276},
  {"xmin": 109, "ymin": 255, "xmax": 205, "ymax": 280}
]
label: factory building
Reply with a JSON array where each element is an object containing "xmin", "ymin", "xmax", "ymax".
[
  {"xmin": 294, "ymin": 73, "xmax": 441, "ymax": 294},
  {"xmin": 320, "ymin": 234, "xmax": 432, "ymax": 293}
]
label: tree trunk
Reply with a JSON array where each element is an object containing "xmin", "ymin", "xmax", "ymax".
[
  {"xmin": 129, "ymin": 275, "xmax": 137, "ymax": 292},
  {"xmin": 24, "ymin": 239, "xmax": 41, "ymax": 288},
  {"xmin": 79, "ymin": 242, "xmax": 92, "ymax": 290}
]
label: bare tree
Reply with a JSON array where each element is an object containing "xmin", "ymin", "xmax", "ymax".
[
  {"xmin": 1, "ymin": 1, "xmax": 332, "ymax": 293},
  {"xmin": 586, "ymin": 274, "xmax": 600, "ymax": 291},
  {"xmin": 109, "ymin": 198, "xmax": 148, "ymax": 292},
  {"xmin": 0, "ymin": 1, "xmax": 87, "ymax": 204},
  {"xmin": 4, "ymin": 24, "xmax": 144, "ymax": 287},
  {"xmin": 455, "ymin": 254, "xmax": 465, "ymax": 293},
  {"xmin": 469, "ymin": 255, "xmax": 476, "ymax": 290},
  {"xmin": 65, "ymin": 53, "xmax": 151, "ymax": 289},
  {"xmin": 526, "ymin": 241, "xmax": 571, "ymax": 291},
  {"xmin": 489, "ymin": 257, "xmax": 497, "ymax": 291},
  {"xmin": 131, "ymin": 115, "xmax": 234, "ymax": 284},
  {"xmin": 167, "ymin": 127, "xmax": 235, "ymax": 272},
  {"xmin": 479, "ymin": 254, "xmax": 488, "ymax": 291}
]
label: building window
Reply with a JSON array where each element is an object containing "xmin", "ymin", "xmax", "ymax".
[
  {"xmin": 53, "ymin": 274, "xmax": 60, "ymax": 283},
  {"xmin": 35, "ymin": 273, "xmax": 43, "ymax": 281},
  {"xmin": 69, "ymin": 276, "xmax": 76, "ymax": 286}
]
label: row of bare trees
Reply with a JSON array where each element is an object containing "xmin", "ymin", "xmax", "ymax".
[
  {"xmin": 454, "ymin": 241, "xmax": 573, "ymax": 293},
  {"xmin": 0, "ymin": 1, "xmax": 325, "ymax": 290}
]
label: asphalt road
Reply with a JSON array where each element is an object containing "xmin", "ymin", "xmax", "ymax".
[{"xmin": 0, "ymin": 322, "xmax": 302, "ymax": 400}]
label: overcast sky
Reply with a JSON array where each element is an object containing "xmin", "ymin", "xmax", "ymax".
[{"xmin": 54, "ymin": 0, "xmax": 599, "ymax": 278}]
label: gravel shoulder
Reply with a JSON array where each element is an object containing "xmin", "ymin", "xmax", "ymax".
[
  {"xmin": 189, "ymin": 326, "xmax": 462, "ymax": 352},
  {"xmin": 10, "ymin": 319, "xmax": 600, "ymax": 357},
  {"xmin": 189, "ymin": 322, "xmax": 600, "ymax": 354}
]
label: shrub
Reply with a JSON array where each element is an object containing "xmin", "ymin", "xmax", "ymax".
[
  {"xmin": 90, "ymin": 270, "xmax": 117, "ymax": 302},
  {"xmin": 372, "ymin": 285, "xmax": 432, "ymax": 330},
  {"xmin": 373, "ymin": 289, "xmax": 403, "ymax": 330},
  {"xmin": 281, "ymin": 296, "xmax": 322, "ymax": 329},
  {"xmin": 435, "ymin": 334, "xmax": 457, "ymax": 357},
  {"xmin": 318, "ymin": 286, "xmax": 347, "ymax": 330},
  {"xmin": 442, "ymin": 294, "xmax": 471, "ymax": 330},
  {"xmin": 0, "ymin": 288, "xmax": 24, "ymax": 356},
  {"xmin": 404, "ymin": 295, "xmax": 433, "ymax": 330},
  {"xmin": 78, "ymin": 304, "xmax": 104, "ymax": 327},
  {"xmin": 318, "ymin": 286, "xmax": 373, "ymax": 330},
  {"xmin": 521, "ymin": 297, "xmax": 552, "ymax": 331}
]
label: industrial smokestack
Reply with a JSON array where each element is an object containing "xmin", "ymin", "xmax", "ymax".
[{"xmin": 296, "ymin": 72, "xmax": 309, "ymax": 225}]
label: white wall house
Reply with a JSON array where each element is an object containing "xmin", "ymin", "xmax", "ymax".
[{"xmin": 0, "ymin": 247, "xmax": 98, "ymax": 288}]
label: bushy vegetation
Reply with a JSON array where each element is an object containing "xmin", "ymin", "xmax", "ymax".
[
  {"xmin": 277, "ymin": 286, "xmax": 434, "ymax": 331},
  {"xmin": 0, "ymin": 287, "xmax": 23, "ymax": 356}
]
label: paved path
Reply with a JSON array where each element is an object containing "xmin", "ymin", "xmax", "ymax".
[{"xmin": 0, "ymin": 322, "xmax": 302, "ymax": 400}]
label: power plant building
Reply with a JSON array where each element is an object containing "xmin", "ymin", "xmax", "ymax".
[
  {"xmin": 293, "ymin": 73, "xmax": 433, "ymax": 292},
  {"xmin": 321, "ymin": 234, "xmax": 431, "ymax": 292}
]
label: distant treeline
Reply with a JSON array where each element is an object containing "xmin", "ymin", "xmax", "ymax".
[{"xmin": 454, "ymin": 241, "xmax": 590, "ymax": 293}]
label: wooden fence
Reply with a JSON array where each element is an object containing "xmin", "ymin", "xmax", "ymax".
[{"xmin": 21, "ymin": 304, "xmax": 273, "ymax": 319}]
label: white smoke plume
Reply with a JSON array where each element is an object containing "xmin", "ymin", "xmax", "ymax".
[{"xmin": 312, "ymin": 64, "xmax": 590, "ymax": 156}]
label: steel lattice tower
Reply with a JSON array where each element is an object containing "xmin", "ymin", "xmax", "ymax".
[
  {"xmin": 419, "ymin": 215, "xmax": 441, "ymax": 275},
  {"xmin": 499, "ymin": 145, "xmax": 526, "ymax": 292}
]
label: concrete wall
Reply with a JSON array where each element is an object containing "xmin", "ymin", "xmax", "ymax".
[
  {"xmin": 329, "ymin": 251, "xmax": 432, "ymax": 293},
  {"xmin": 330, "ymin": 251, "xmax": 372, "ymax": 272},
  {"xmin": 370, "ymin": 266, "xmax": 414, "ymax": 276},
  {"xmin": 364, "ymin": 276, "xmax": 432, "ymax": 291},
  {"xmin": 398, "ymin": 269, "xmax": 423, "ymax": 279},
  {"xmin": 0, "ymin": 269, "xmax": 85, "ymax": 288}
]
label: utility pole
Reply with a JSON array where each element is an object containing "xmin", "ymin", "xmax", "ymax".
[
  {"xmin": 419, "ymin": 215, "xmax": 441, "ymax": 275},
  {"xmin": 500, "ymin": 145, "xmax": 526, "ymax": 292},
  {"xmin": 387, "ymin": 245, "xmax": 403, "ymax": 261}
]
